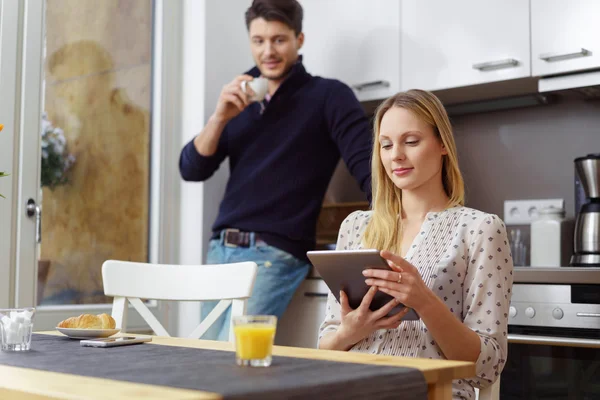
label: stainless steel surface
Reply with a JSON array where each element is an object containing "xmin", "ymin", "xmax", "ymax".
[
  {"xmin": 510, "ymin": 284, "xmax": 600, "ymax": 329},
  {"xmin": 508, "ymin": 333, "xmax": 600, "ymax": 348},
  {"xmin": 575, "ymin": 157, "xmax": 600, "ymax": 199},
  {"xmin": 514, "ymin": 267, "xmax": 600, "ymax": 284},
  {"xmin": 539, "ymin": 48, "xmax": 592, "ymax": 62},
  {"xmin": 351, "ymin": 80, "xmax": 390, "ymax": 91},
  {"xmin": 512, "ymin": 283, "xmax": 571, "ymax": 302},
  {"xmin": 572, "ymin": 155, "xmax": 600, "ymax": 265},
  {"xmin": 472, "ymin": 58, "xmax": 519, "ymax": 71},
  {"xmin": 574, "ymin": 210, "xmax": 600, "ymax": 253},
  {"xmin": 25, "ymin": 198, "xmax": 41, "ymax": 244},
  {"xmin": 571, "ymin": 253, "xmax": 600, "ymax": 266}
]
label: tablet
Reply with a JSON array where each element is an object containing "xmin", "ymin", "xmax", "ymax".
[{"xmin": 307, "ymin": 249, "xmax": 419, "ymax": 320}]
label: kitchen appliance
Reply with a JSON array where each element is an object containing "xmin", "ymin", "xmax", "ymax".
[
  {"xmin": 501, "ymin": 268, "xmax": 600, "ymax": 399},
  {"xmin": 571, "ymin": 154, "xmax": 600, "ymax": 267},
  {"xmin": 530, "ymin": 206, "xmax": 571, "ymax": 267}
]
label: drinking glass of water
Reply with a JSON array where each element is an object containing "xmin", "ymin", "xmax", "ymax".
[
  {"xmin": 509, "ymin": 229, "xmax": 528, "ymax": 267},
  {"xmin": 0, "ymin": 307, "xmax": 36, "ymax": 351}
]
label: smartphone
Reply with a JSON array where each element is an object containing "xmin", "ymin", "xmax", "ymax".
[
  {"xmin": 80, "ymin": 336, "xmax": 152, "ymax": 348},
  {"xmin": 306, "ymin": 249, "xmax": 419, "ymax": 320}
]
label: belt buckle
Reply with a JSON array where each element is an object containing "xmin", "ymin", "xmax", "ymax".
[{"xmin": 224, "ymin": 228, "xmax": 240, "ymax": 248}]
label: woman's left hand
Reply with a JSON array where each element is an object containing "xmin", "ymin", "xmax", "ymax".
[{"xmin": 362, "ymin": 250, "xmax": 435, "ymax": 313}]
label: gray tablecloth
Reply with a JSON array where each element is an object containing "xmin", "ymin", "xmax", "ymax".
[{"xmin": 0, "ymin": 334, "xmax": 427, "ymax": 399}]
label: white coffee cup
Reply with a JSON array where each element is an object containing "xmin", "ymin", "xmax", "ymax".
[{"xmin": 241, "ymin": 77, "xmax": 268, "ymax": 102}]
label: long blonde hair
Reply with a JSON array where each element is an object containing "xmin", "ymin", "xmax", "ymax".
[{"xmin": 362, "ymin": 89, "xmax": 465, "ymax": 254}]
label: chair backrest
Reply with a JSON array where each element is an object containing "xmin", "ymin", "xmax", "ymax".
[
  {"xmin": 476, "ymin": 377, "xmax": 500, "ymax": 400},
  {"xmin": 101, "ymin": 260, "xmax": 258, "ymax": 341}
]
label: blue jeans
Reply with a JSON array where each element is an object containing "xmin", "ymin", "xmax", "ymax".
[{"xmin": 200, "ymin": 235, "xmax": 311, "ymax": 341}]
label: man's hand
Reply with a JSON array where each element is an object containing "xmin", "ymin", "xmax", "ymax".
[{"xmin": 212, "ymin": 75, "xmax": 254, "ymax": 123}]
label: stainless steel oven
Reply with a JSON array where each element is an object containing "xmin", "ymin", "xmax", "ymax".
[{"xmin": 501, "ymin": 268, "xmax": 600, "ymax": 400}]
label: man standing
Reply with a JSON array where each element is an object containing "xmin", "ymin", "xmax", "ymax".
[{"xmin": 179, "ymin": 0, "xmax": 371, "ymax": 340}]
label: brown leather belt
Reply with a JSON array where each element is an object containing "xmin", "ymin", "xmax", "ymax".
[{"xmin": 214, "ymin": 229, "xmax": 266, "ymax": 248}]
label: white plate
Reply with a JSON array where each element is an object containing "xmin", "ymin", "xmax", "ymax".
[{"xmin": 56, "ymin": 327, "xmax": 120, "ymax": 339}]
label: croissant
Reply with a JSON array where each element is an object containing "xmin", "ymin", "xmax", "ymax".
[{"xmin": 57, "ymin": 313, "xmax": 116, "ymax": 329}]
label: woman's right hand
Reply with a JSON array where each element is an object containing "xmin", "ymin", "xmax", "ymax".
[{"xmin": 334, "ymin": 286, "xmax": 410, "ymax": 350}]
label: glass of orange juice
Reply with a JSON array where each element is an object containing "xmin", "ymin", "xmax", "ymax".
[{"xmin": 232, "ymin": 315, "xmax": 277, "ymax": 367}]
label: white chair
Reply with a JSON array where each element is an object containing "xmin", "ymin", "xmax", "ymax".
[
  {"xmin": 101, "ymin": 260, "xmax": 258, "ymax": 342},
  {"xmin": 476, "ymin": 377, "xmax": 500, "ymax": 400}
]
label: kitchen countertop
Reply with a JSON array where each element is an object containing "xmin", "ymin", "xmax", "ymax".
[
  {"xmin": 514, "ymin": 267, "xmax": 600, "ymax": 284},
  {"xmin": 309, "ymin": 264, "xmax": 600, "ymax": 284}
]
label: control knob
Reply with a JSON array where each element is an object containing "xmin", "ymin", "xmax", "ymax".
[
  {"xmin": 525, "ymin": 307, "xmax": 536, "ymax": 318},
  {"xmin": 552, "ymin": 307, "xmax": 564, "ymax": 320}
]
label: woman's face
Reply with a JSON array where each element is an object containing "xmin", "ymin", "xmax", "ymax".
[{"xmin": 378, "ymin": 107, "xmax": 447, "ymax": 191}]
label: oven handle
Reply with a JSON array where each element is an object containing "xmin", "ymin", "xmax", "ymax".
[{"xmin": 508, "ymin": 333, "xmax": 600, "ymax": 348}]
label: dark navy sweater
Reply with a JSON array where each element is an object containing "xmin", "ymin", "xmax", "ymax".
[{"xmin": 179, "ymin": 60, "xmax": 372, "ymax": 261}]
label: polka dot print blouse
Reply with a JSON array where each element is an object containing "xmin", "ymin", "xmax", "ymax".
[{"xmin": 318, "ymin": 206, "xmax": 514, "ymax": 400}]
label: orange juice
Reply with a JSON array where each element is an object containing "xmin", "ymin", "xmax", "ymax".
[{"xmin": 234, "ymin": 323, "xmax": 276, "ymax": 360}]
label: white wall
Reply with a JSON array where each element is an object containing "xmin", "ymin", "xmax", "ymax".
[
  {"xmin": 202, "ymin": 0, "xmax": 254, "ymax": 263},
  {"xmin": 177, "ymin": 0, "xmax": 206, "ymax": 336},
  {"xmin": 177, "ymin": 0, "xmax": 253, "ymax": 336}
]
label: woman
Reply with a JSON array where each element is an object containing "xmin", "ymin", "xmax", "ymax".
[{"xmin": 318, "ymin": 90, "xmax": 513, "ymax": 399}]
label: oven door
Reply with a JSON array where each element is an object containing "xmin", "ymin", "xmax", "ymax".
[{"xmin": 501, "ymin": 326, "xmax": 600, "ymax": 400}]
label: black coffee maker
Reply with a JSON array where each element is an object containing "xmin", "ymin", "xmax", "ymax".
[{"xmin": 572, "ymin": 154, "xmax": 600, "ymax": 266}]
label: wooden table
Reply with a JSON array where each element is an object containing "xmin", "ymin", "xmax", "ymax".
[{"xmin": 0, "ymin": 332, "xmax": 474, "ymax": 400}]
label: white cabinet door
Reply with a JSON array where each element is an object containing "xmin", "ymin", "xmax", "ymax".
[
  {"xmin": 531, "ymin": 0, "xmax": 600, "ymax": 76},
  {"xmin": 300, "ymin": 0, "xmax": 400, "ymax": 102},
  {"xmin": 401, "ymin": 0, "xmax": 530, "ymax": 91},
  {"xmin": 275, "ymin": 278, "xmax": 329, "ymax": 349}
]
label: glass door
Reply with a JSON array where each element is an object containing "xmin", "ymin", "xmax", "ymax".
[
  {"xmin": 0, "ymin": 0, "xmax": 183, "ymax": 332},
  {"xmin": 0, "ymin": 0, "xmax": 22, "ymax": 309},
  {"xmin": 502, "ymin": 342, "xmax": 600, "ymax": 399}
]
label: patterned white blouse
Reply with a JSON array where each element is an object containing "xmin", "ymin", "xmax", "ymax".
[{"xmin": 318, "ymin": 206, "xmax": 514, "ymax": 400}]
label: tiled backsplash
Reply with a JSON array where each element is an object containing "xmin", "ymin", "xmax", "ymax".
[
  {"xmin": 325, "ymin": 96, "xmax": 600, "ymax": 222},
  {"xmin": 452, "ymin": 96, "xmax": 600, "ymax": 219}
]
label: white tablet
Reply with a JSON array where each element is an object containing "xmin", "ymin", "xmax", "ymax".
[{"xmin": 307, "ymin": 249, "xmax": 419, "ymax": 320}]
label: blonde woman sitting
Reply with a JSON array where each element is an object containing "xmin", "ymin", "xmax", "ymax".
[{"xmin": 318, "ymin": 90, "xmax": 513, "ymax": 400}]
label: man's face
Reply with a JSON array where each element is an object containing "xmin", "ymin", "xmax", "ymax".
[{"xmin": 248, "ymin": 18, "xmax": 304, "ymax": 81}]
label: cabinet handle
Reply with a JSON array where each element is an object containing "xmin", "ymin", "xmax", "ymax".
[
  {"xmin": 539, "ymin": 48, "xmax": 592, "ymax": 62},
  {"xmin": 508, "ymin": 333, "xmax": 600, "ymax": 348},
  {"xmin": 352, "ymin": 80, "xmax": 390, "ymax": 91},
  {"xmin": 576, "ymin": 312, "xmax": 600, "ymax": 318},
  {"xmin": 472, "ymin": 58, "xmax": 519, "ymax": 71},
  {"xmin": 304, "ymin": 292, "xmax": 328, "ymax": 298}
]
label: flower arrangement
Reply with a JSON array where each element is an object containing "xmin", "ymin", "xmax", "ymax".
[{"xmin": 41, "ymin": 113, "xmax": 75, "ymax": 189}]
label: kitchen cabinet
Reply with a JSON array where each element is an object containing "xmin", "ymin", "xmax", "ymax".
[
  {"xmin": 275, "ymin": 278, "xmax": 329, "ymax": 348},
  {"xmin": 299, "ymin": 0, "xmax": 400, "ymax": 102},
  {"xmin": 401, "ymin": 0, "xmax": 530, "ymax": 91},
  {"xmin": 531, "ymin": 0, "xmax": 600, "ymax": 77}
]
